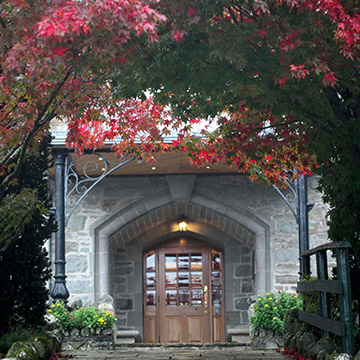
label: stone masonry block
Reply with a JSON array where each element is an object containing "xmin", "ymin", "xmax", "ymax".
[
  {"xmin": 67, "ymin": 215, "xmax": 86, "ymax": 231},
  {"xmin": 226, "ymin": 311, "xmax": 240, "ymax": 327},
  {"xmin": 116, "ymin": 298, "xmax": 133, "ymax": 310},
  {"xmin": 235, "ymin": 297, "xmax": 249, "ymax": 310},
  {"xmin": 67, "ymin": 280, "xmax": 91, "ymax": 293},
  {"xmin": 235, "ymin": 264, "xmax": 252, "ymax": 277},
  {"xmin": 66, "ymin": 255, "xmax": 88, "ymax": 273}
]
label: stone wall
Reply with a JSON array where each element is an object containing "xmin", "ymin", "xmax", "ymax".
[{"xmin": 51, "ymin": 174, "xmax": 328, "ymax": 340}]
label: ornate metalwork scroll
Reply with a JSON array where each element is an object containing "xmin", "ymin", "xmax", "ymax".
[{"xmin": 64, "ymin": 153, "xmax": 135, "ymax": 225}]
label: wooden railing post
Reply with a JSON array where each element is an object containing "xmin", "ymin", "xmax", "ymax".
[
  {"xmin": 336, "ymin": 247, "xmax": 355, "ymax": 355},
  {"xmin": 297, "ymin": 241, "xmax": 354, "ymax": 356},
  {"xmin": 316, "ymin": 250, "xmax": 330, "ymax": 337}
]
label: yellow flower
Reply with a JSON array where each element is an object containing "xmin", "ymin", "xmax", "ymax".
[
  {"xmin": 57, "ymin": 303, "xmax": 60, "ymax": 307},
  {"xmin": 47, "ymin": 309, "xmax": 52, "ymax": 313},
  {"xmin": 51, "ymin": 304, "xmax": 55, "ymax": 308},
  {"xmin": 266, "ymin": 292, "xmax": 269, "ymax": 296},
  {"xmin": 258, "ymin": 298, "xmax": 261, "ymax": 301},
  {"xmin": 269, "ymin": 297, "xmax": 272, "ymax": 300},
  {"xmin": 294, "ymin": 295, "xmax": 297, "ymax": 298},
  {"xmin": 258, "ymin": 294, "xmax": 261, "ymax": 297},
  {"xmin": 274, "ymin": 307, "xmax": 277, "ymax": 309},
  {"xmin": 264, "ymin": 304, "xmax": 268, "ymax": 308},
  {"xmin": 273, "ymin": 317, "xmax": 276, "ymax": 320}
]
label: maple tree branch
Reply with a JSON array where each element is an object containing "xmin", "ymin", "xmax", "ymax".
[
  {"xmin": 36, "ymin": 68, "xmax": 73, "ymax": 124},
  {"xmin": 0, "ymin": 69, "xmax": 74, "ymax": 191},
  {"xmin": 0, "ymin": 144, "xmax": 21, "ymax": 169},
  {"xmin": 227, "ymin": 7, "xmax": 239, "ymax": 25}
]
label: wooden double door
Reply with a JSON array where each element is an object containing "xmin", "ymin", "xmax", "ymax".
[{"xmin": 144, "ymin": 238, "xmax": 225, "ymax": 343}]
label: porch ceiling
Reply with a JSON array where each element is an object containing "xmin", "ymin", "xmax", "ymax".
[{"xmin": 49, "ymin": 149, "xmax": 237, "ymax": 177}]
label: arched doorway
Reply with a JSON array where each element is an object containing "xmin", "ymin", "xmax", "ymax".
[{"xmin": 144, "ymin": 237, "xmax": 225, "ymax": 343}]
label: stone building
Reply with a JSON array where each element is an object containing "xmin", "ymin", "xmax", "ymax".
[{"xmin": 49, "ymin": 134, "xmax": 328, "ymax": 343}]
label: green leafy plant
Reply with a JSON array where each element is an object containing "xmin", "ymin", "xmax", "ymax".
[
  {"xmin": 250, "ymin": 291, "xmax": 303, "ymax": 333},
  {"xmin": 74, "ymin": 306, "xmax": 117, "ymax": 332},
  {"xmin": 47, "ymin": 302, "xmax": 75, "ymax": 332},
  {"xmin": 48, "ymin": 302, "xmax": 117, "ymax": 334}
]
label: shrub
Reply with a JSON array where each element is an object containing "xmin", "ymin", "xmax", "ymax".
[
  {"xmin": 0, "ymin": 134, "xmax": 56, "ymax": 334},
  {"xmin": 48, "ymin": 302, "xmax": 117, "ymax": 334},
  {"xmin": 250, "ymin": 290, "xmax": 302, "ymax": 333},
  {"xmin": 0, "ymin": 327, "xmax": 43, "ymax": 354}
]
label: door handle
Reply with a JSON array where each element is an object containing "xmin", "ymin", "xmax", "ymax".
[{"xmin": 204, "ymin": 285, "xmax": 208, "ymax": 307}]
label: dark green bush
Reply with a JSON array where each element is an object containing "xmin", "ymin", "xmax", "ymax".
[
  {"xmin": 0, "ymin": 134, "xmax": 56, "ymax": 334},
  {"xmin": 0, "ymin": 327, "xmax": 42, "ymax": 354}
]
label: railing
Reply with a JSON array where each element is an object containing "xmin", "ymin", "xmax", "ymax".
[{"xmin": 296, "ymin": 241, "xmax": 355, "ymax": 355}]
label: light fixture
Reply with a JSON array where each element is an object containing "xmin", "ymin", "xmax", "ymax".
[
  {"xmin": 151, "ymin": 166, "xmax": 156, "ymax": 170},
  {"xmin": 206, "ymin": 165, "xmax": 211, "ymax": 169},
  {"xmin": 179, "ymin": 220, "xmax": 187, "ymax": 232}
]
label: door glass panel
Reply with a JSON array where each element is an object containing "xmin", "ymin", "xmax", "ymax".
[
  {"xmin": 212, "ymin": 251, "xmax": 221, "ymax": 270},
  {"xmin": 146, "ymin": 272, "xmax": 156, "ymax": 288},
  {"xmin": 211, "ymin": 250, "xmax": 223, "ymax": 307},
  {"xmin": 178, "ymin": 272, "xmax": 190, "ymax": 287},
  {"xmin": 146, "ymin": 252, "xmax": 155, "ymax": 271},
  {"xmin": 212, "ymin": 289, "xmax": 222, "ymax": 305},
  {"xmin": 146, "ymin": 290, "xmax": 156, "ymax": 306},
  {"xmin": 165, "ymin": 272, "xmax": 177, "ymax": 288},
  {"xmin": 178, "ymin": 255, "xmax": 189, "ymax": 270},
  {"xmin": 165, "ymin": 255, "xmax": 177, "ymax": 271},
  {"xmin": 179, "ymin": 290, "xmax": 190, "ymax": 305},
  {"xmin": 191, "ymin": 289, "xmax": 203, "ymax": 305},
  {"xmin": 166, "ymin": 290, "xmax": 177, "ymax": 305},
  {"xmin": 212, "ymin": 271, "xmax": 221, "ymax": 288},
  {"xmin": 191, "ymin": 254, "xmax": 202, "ymax": 271},
  {"xmin": 191, "ymin": 272, "xmax": 202, "ymax": 287},
  {"xmin": 145, "ymin": 250, "xmax": 156, "ymax": 307}
]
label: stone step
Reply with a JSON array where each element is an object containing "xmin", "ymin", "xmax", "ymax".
[
  {"xmin": 228, "ymin": 326, "xmax": 251, "ymax": 344},
  {"xmin": 62, "ymin": 349, "xmax": 285, "ymax": 360}
]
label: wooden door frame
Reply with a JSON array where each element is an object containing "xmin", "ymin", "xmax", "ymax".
[{"xmin": 143, "ymin": 237, "xmax": 225, "ymax": 343}]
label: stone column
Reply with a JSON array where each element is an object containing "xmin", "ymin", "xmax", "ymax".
[{"xmin": 51, "ymin": 150, "xmax": 70, "ymax": 303}]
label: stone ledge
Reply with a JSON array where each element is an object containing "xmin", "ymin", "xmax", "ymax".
[
  {"xmin": 228, "ymin": 327, "xmax": 251, "ymax": 344},
  {"xmin": 115, "ymin": 330, "xmax": 140, "ymax": 344},
  {"xmin": 62, "ymin": 335, "xmax": 114, "ymax": 351}
]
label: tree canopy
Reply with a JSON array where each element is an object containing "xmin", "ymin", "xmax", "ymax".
[
  {"xmin": 110, "ymin": 0, "xmax": 360, "ymax": 261},
  {"xmin": 0, "ymin": 0, "xmax": 359, "ymax": 262},
  {"xmin": 0, "ymin": 0, "xmax": 188, "ymax": 252}
]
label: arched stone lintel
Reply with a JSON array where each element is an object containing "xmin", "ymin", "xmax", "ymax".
[{"xmin": 92, "ymin": 194, "xmax": 271, "ymax": 302}]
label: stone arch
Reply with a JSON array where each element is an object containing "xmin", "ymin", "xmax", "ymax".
[{"xmin": 92, "ymin": 192, "xmax": 271, "ymax": 303}]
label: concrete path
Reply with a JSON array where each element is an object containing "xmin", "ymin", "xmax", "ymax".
[{"xmin": 62, "ymin": 346, "xmax": 285, "ymax": 360}]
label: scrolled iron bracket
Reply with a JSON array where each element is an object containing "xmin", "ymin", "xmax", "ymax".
[
  {"xmin": 64, "ymin": 153, "xmax": 135, "ymax": 226},
  {"xmin": 272, "ymin": 174, "xmax": 299, "ymax": 222}
]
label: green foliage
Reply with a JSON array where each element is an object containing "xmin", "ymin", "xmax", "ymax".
[
  {"xmin": 0, "ymin": 327, "xmax": 42, "ymax": 354},
  {"xmin": 0, "ymin": 134, "xmax": 56, "ymax": 335},
  {"xmin": 74, "ymin": 306, "xmax": 117, "ymax": 331},
  {"xmin": 48, "ymin": 302, "xmax": 117, "ymax": 333},
  {"xmin": 250, "ymin": 291, "xmax": 302, "ymax": 333},
  {"xmin": 48, "ymin": 302, "xmax": 75, "ymax": 333}
]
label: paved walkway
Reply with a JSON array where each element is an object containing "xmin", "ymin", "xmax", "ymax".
[{"xmin": 63, "ymin": 346, "xmax": 285, "ymax": 360}]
